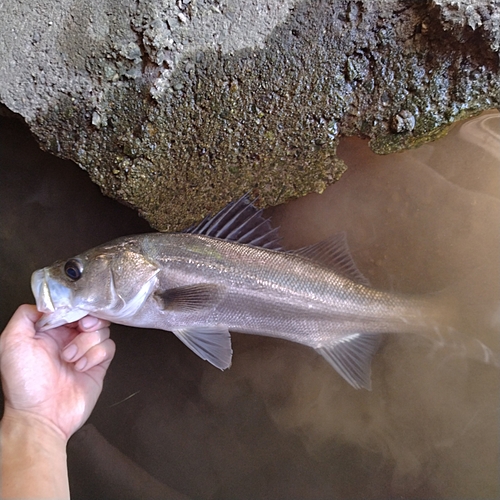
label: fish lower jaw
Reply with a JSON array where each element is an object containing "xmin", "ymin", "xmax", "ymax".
[
  {"xmin": 35, "ymin": 308, "xmax": 88, "ymax": 332},
  {"xmin": 31, "ymin": 270, "xmax": 55, "ymax": 313}
]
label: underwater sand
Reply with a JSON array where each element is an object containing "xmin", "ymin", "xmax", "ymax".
[{"xmin": 0, "ymin": 112, "xmax": 498, "ymax": 499}]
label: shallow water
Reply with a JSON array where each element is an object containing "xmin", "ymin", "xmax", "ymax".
[{"xmin": 0, "ymin": 112, "xmax": 498, "ymax": 499}]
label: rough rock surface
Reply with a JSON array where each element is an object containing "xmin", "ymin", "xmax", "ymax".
[{"xmin": 1, "ymin": 0, "xmax": 499, "ymax": 230}]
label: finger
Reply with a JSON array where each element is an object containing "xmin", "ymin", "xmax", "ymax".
[
  {"xmin": 74, "ymin": 338, "xmax": 116, "ymax": 372},
  {"xmin": 62, "ymin": 328, "xmax": 111, "ymax": 363},
  {"xmin": 78, "ymin": 316, "xmax": 111, "ymax": 332},
  {"xmin": 1, "ymin": 305, "xmax": 41, "ymax": 343}
]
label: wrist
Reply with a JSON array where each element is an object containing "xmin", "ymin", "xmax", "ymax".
[
  {"xmin": 1, "ymin": 406, "xmax": 68, "ymax": 447},
  {"xmin": 1, "ymin": 408, "xmax": 70, "ymax": 499}
]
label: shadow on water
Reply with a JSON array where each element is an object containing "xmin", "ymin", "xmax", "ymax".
[{"xmin": 0, "ymin": 112, "xmax": 498, "ymax": 499}]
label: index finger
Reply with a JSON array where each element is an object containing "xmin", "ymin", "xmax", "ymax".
[{"xmin": 78, "ymin": 316, "xmax": 111, "ymax": 332}]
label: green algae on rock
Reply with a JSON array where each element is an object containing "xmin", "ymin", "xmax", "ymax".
[{"xmin": 1, "ymin": 0, "xmax": 499, "ymax": 230}]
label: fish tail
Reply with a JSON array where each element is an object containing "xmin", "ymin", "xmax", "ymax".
[
  {"xmin": 422, "ymin": 323, "xmax": 500, "ymax": 368},
  {"xmin": 418, "ymin": 281, "xmax": 500, "ymax": 368}
]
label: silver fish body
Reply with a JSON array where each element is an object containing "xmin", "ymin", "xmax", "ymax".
[
  {"xmin": 31, "ymin": 196, "xmax": 488, "ymax": 389},
  {"xmin": 136, "ymin": 233, "xmax": 427, "ymax": 339}
]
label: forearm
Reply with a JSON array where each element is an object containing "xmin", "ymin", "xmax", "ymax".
[{"xmin": 0, "ymin": 410, "xmax": 69, "ymax": 500}]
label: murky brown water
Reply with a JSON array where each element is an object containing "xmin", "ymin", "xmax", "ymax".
[{"xmin": 0, "ymin": 112, "xmax": 498, "ymax": 499}]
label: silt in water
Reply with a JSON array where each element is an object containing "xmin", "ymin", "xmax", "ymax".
[{"xmin": 0, "ymin": 112, "xmax": 498, "ymax": 499}]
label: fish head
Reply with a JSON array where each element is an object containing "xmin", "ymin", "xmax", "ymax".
[{"xmin": 31, "ymin": 238, "xmax": 160, "ymax": 331}]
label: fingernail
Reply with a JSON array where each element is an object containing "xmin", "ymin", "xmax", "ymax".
[
  {"xmin": 81, "ymin": 316, "xmax": 98, "ymax": 329},
  {"xmin": 75, "ymin": 357, "xmax": 87, "ymax": 371},
  {"xmin": 63, "ymin": 344, "xmax": 78, "ymax": 361}
]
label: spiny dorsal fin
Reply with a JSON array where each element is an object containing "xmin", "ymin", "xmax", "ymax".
[
  {"xmin": 292, "ymin": 233, "xmax": 370, "ymax": 286},
  {"xmin": 183, "ymin": 194, "xmax": 283, "ymax": 250},
  {"xmin": 316, "ymin": 333, "xmax": 382, "ymax": 390}
]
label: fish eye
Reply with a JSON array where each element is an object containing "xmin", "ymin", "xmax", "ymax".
[{"xmin": 64, "ymin": 259, "xmax": 83, "ymax": 281}]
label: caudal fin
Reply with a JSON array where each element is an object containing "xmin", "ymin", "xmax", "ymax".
[
  {"xmin": 419, "ymin": 274, "xmax": 500, "ymax": 368},
  {"xmin": 422, "ymin": 323, "xmax": 500, "ymax": 369},
  {"xmin": 316, "ymin": 277, "xmax": 499, "ymax": 391}
]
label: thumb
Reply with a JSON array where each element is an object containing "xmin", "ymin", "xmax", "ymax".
[{"xmin": 2, "ymin": 305, "xmax": 41, "ymax": 344}]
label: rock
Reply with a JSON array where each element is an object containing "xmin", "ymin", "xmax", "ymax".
[{"xmin": 0, "ymin": 0, "xmax": 499, "ymax": 230}]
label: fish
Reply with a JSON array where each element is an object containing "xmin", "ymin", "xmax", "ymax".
[{"xmin": 31, "ymin": 195, "xmax": 497, "ymax": 389}]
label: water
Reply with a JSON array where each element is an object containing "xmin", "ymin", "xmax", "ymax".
[{"xmin": 0, "ymin": 112, "xmax": 498, "ymax": 499}]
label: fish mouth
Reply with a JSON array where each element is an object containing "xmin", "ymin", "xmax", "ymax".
[
  {"xmin": 35, "ymin": 308, "xmax": 88, "ymax": 331},
  {"xmin": 31, "ymin": 268, "xmax": 87, "ymax": 331},
  {"xmin": 31, "ymin": 269, "xmax": 55, "ymax": 314}
]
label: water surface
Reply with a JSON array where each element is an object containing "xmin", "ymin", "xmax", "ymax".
[{"xmin": 0, "ymin": 112, "xmax": 498, "ymax": 499}]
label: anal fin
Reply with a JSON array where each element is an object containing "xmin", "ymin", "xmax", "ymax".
[{"xmin": 316, "ymin": 333, "xmax": 382, "ymax": 390}]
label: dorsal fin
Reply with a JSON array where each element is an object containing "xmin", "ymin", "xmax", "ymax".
[
  {"xmin": 184, "ymin": 194, "xmax": 283, "ymax": 250},
  {"xmin": 292, "ymin": 232, "xmax": 370, "ymax": 286}
]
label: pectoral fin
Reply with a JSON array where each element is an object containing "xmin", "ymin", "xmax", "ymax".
[
  {"xmin": 172, "ymin": 326, "xmax": 233, "ymax": 370},
  {"xmin": 156, "ymin": 284, "xmax": 224, "ymax": 312},
  {"xmin": 316, "ymin": 333, "xmax": 381, "ymax": 390}
]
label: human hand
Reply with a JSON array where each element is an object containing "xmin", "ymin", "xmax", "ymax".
[{"xmin": 0, "ymin": 304, "xmax": 115, "ymax": 441}]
